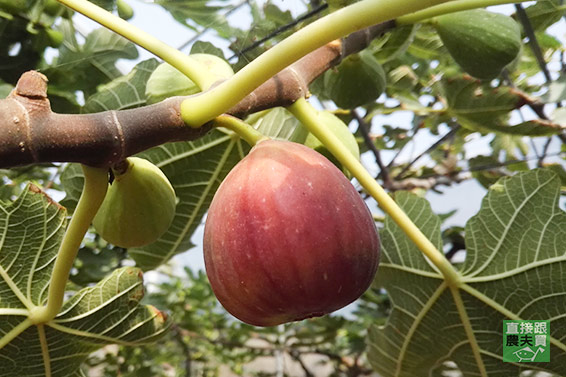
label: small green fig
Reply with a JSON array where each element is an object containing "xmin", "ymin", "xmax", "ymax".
[
  {"xmin": 145, "ymin": 53, "xmax": 234, "ymax": 104},
  {"xmin": 303, "ymin": 111, "xmax": 360, "ymax": 174},
  {"xmin": 434, "ymin": 9, "xmax": 521, "ymax": 80},
  {"xmin": 324, "ymin": 50, "xmax": 386, "ymax": 109},
  {"xmin": 204, "ymin": 140, "xmax": 380, "ymax": 327},
  {"xmin": 116, "ymin": 0, "xmax": 134, "ymax": 20},
  {"xmin": 93, "ymin": 157, "xmax": 176, "ymax": 248},
  {"xmin": 45, "ymin": 29, "xmax": 64, "ymax": 48},
  {"xmin": 44, "ymin": 0, "xmax": 64, "ymax": 16}
]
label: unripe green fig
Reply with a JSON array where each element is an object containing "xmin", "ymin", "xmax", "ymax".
[
  {"xmin": 303, "ymin": 111, "xmax": 360, "ymax": 174},
  {"xmin": 145, "ymin": 53, "xmax": 234, "ymax": 104},
  {"xmin": 93, "ymin": 157, "xmax": 176, "ymax": 248},
  {"xmin": 44, "ymin": 0, "xmax": 64, "ymax": 16},
  {"xmin": 324, "ymin": 50, "xmax": 386, "ymax": 109},
  {"xmin": 434, "ymin": 9, "xmax": 521, "ymax": 80},
  {"xmin": 116, "ymin": 0, "xmax": 134, "ymax": 20},
  {"xmin": 204, "ymin": 140, "xmax": 380, "ymax": 327},
  {"xmin": 45, "ymin": 29, "xmax": 63, "ymax": 48}
]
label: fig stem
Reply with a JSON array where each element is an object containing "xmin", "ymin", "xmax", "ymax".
[
  {"xmin": 397, "ymin": 0, "xmax": 518, "ymax": 25},
  {"xmin": 212, "ymin": 115, "xmax": 269, "ymax": 146},
  {"xmin": 288, "ymin": 98, "xmax": 461, "ymax": 285},
  {"xmin": 54, "ymin": 0, "xmax": 217, "ymax": 91},
  {"xmin": 112, "ymin": 159, "xmax": 132, "ymax": 176},
  {"xmin": 33, "ymin": 164, "xmax": 108, "ymax": 323},
  {"xmin": 180, "ymin": 0, "xmax": 455, "ymax": 128}
]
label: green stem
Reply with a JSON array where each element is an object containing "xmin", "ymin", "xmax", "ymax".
[
  {"xmin": 38, "ymin": 324, "xmax": 52, "ymax": 377},
  {"xmin": 213, "ymin": 115, "xmax": 269, "ymax": 146},
  {"xmin": 288, "ymin": 98, "xmax": 461, "ymax": 285},
  {"xmin": 55, "ymin": 0, "xmax": 217, "ymax": 90},
  {"xmin": 29, "ymin": 165, "xmax": 108, "ymax": 323},
  {"xmin": 397, "ymin": 0, "xmax": 521, "ymax": 25},
  {"xmin": 180, "ymin": 0, "xmax": 458, "ymax": 128},
  {"xmin": 0, "ymin": 318, "xmax": 32, "ymax": 349}
]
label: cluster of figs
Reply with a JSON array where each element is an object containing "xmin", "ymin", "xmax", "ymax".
[
  {"xmin": 92, "ymin": 7, "xmax": 522, "ymax": 326},
  {"xmin": 93, "ymin": 131, "xmax": 381, "ymax": 327}
]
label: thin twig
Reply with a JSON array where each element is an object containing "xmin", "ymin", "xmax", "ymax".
[
  {"xmin": 171, "ymin": 324, "xmax": 192, "ymax": 377},
  {"xmin": 424, "ymin": 151, "xmax": 566, "ymax": 179},
  {"xmin": 396, "ymin": 124, "xmax": 461, "ymax": 179},
  {"xmin": 385, "ymin": 121, "xmax": 422, "ymax": 171},
  {"xmin": 539, "ymin": 137, "xmax": 554, "ymax": 166},
  {"xmin": 352, "ymin": 110, "xmax": 392, "ymax": 189},
  {"xmin": 501, "ymin": 71, "xmax": 544, "ymax": 161},
  {"xmin": 389, "ymin": 173, "xmax": 472, "ymax": 192},
  {"xmin": 514, "ymin": 4, "xmax": 552, "ymax": 83},
  {"xmin": 290, "ymin": 350, "xmax": 315, "ymax": 377},
  {"xmin": 229, "ymin": 3, "xmax": 329, "ymax": 61},
  {"xmin": 177, "ymin": 0, "xmax": 249, "ymax": 52}
]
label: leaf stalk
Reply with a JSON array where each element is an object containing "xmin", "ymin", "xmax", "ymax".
[
  {"xmin": 180, "ymin": 0, "xmax": 457, "ymax": 127},
  {"xmin": 212, "ymin": 115, "xmax": 269, "ymax": 146},
  {"xmin": 55, "ymin": 0, "xmax": 217, "ymax": 90},
  {"xmin": 288, "ymin": 98, "xmax": 461, "ymax": 284},
  {"xmin": 31, "ymin": 165, "xmax": 108, "ymax": 323}
]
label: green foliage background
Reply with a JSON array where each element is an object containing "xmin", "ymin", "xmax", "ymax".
[{"xmin": 1, "ymin": 0, "xmax": 566, "ymax": 376}]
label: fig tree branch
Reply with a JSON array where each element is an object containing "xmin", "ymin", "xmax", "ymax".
[
  {"xmin": 180, "ymin": 0, "xmax": 454, "ymax": 127},
  {"xmin": 352, "ymin": 109, "xmax": 392, "ymax": 189},
  {"xmin": 513, "ymin": 3, "xmax": 552, "ymax": 83},
  {"xmin": 389, "ymin": 173, "xmax": 472, "ymax": 192},
  {"xmin": 0, "ymin": 21, "xmax": 395, "ymax": 169},
  {"xmin": 396, "ymin": 123, "xmax": 461, "ymax": 179}
]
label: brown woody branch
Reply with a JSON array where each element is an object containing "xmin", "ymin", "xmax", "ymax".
[
  {"xmin": 0, "ymin": 21, "xmax": 396, "ymax": 169},
  {"xmin": 388, "ymin": 173, "xmax": 472, "ymax": 192}
]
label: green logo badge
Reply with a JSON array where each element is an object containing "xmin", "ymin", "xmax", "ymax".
[{"xmin": 503, "ymin": 320, "xmax": 550, "ymax": 362}]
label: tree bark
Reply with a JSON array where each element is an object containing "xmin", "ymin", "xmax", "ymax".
[{"xmin": 0, "ymin": 21, "xmax": 396, "ymax": 169}]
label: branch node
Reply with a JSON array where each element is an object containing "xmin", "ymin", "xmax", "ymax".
[{"xmin": 13, "ymin": 71, "xmax": 49, "ymax": 99}]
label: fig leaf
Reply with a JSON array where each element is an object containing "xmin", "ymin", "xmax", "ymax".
[{"xmin": 368, "ymin": 169, "xmax": 566, "ymax": 376}]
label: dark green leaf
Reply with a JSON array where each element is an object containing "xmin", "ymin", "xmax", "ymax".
[
  {"xmin": 368, "ymin": 170, "xmax": 566, "ymax": 375},
  {"xmin": 439, "ymin": 75, "xmax": 564, "ymax": 135},
  {"xmin": 45, "ymin": 25, "xmax": 138, "ymax": 96},
  {"xmin": 0, "ymin": 185, "xmax": 169, "ymax": 376},
  {"xmin": 82, "ymin": 59, "xmax": 159, "ymax": 113},
  {"xmin": 524, "ymin": 0, "xmax": 566, "ymax": 32},
  {"xmin": 190, "ymin": 40, "xmax": 226, "ymax": 59}
]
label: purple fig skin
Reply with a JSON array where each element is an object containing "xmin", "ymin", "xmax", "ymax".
[{"xmin": 203, "ymin": 140, "xmax": 380, "ymax": 327}]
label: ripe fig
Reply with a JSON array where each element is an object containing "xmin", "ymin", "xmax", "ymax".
[
  {"xmin": 434, "ymin": 9, "xmax": 521, "ymax": 80},
  {"xmin": 324, "ymin": 50, "xmax": 386, "ymax": 109},
  {"xmin": 93, "ymin": 157, "xmax": 176, "ymax": 248},
  {"xmin": 204, "ymin": 140, "xmax": 380, "ymax": 327},
  {"xmin": 145, "ymin": 53, "xmax": 234, "ymax": 104}
]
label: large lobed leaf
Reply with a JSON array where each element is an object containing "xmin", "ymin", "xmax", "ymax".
[
  {"xmin": 0, "ymin": 186, "xmax": 169, "ymax": 376},
  {"xmin": 44, "ymin": 24, "xmax": 139, "ymax": 97},
  {"xmin": 367, "ymin": 169, "xmax": 566, "ymax": 376},
  {"xmin": 83, "ymin": 59, "xmax": 160, "ymax": 113},
  {"xmin": 154, "ymin": 0, "xmax": 234, "ymax": 37}
]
